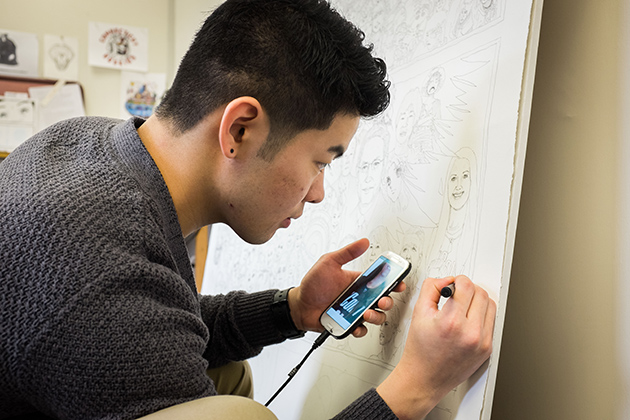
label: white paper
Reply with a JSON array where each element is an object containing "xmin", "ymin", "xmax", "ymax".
[
  {"xmin": 88, "ymin": 22, "xmax": 148, "ymax": 71},
  {"xmin": 0, "ymin": 96, "xmax": 36, "ymax": 153},
  {"xmin": 43, "ymin": 34, "xmax": 79, "ymax": 81},
  {"xmin": 28, "ymin": 83, "xmax": 85, "ymax": 132},
  {"xmin": 202, "ymin": 1, "xmax": 539, "ymax": 419},
  {"xmin": 0, "ymin": 29, "xmax": 38, "ymax": 77},
  {"xmin": 119, "ymin": 71, "xmax": 166, "ymax": 119}
]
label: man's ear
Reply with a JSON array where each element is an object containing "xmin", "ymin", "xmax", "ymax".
[{"xmin": 218, "ymin": 97, "xmax": 269, "ymax": 159}]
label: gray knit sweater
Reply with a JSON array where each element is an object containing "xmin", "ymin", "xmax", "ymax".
[{"xmin": 0, "ymin": 117, "xmax": 397, "ymax": 420}]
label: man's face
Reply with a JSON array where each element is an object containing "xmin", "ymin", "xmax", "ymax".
[{"xmin": 224, "ymin": 113, "xmax": 360, "ymax": 244}]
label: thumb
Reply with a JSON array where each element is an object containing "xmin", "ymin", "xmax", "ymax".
[
  {"xmin": 329, "ymin": 238, "xmax": 370, "ymax": 267},
  {"xmin": 417, "ymin": 276, "xmax": 455, "ymax": 315}
]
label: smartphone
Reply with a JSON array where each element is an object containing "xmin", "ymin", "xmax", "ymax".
[{"xmin": 320, "ymin": 251, "xmax": 411, "ymax": 339}]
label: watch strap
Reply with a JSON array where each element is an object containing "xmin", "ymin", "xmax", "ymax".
[{"xmin": 271, "ymin": 288, "xmax": 305, "ymax": 340}]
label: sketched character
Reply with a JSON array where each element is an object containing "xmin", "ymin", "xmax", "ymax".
[
  {"xmin": 356, "ymin": 127, "xmax": 388, "ymax": 211},
  {"xmin": 474, "ymin": 0, "xmax": 499, "ymax": 25},
  {"xmin": 427, "ymin": 147, "xmax": 478, "ymax": 278},
  {"xmin": 410, "ymin": 67, "xmax": 446, "ymax": 163}
]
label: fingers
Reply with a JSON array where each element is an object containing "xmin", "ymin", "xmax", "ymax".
[
  {"xmin": 392, "ymin": 281, "xmax": 407, "ymax": 294},
  {"xmin": 417, "ymin": 276, "xmax": 455, "ymax": 315},
  {"xmin": 329, "ymin": 238, "xmax": 370, "ymax": 266},
  {"xmin": 363, "ymin": 308, "xmax": 386, "ymax": 325},
  {"xmin": 439, "ymin": 275, "xmax": 496, "ymax": 358},
  {"xmin": 351, "ymin": 324, "xmax": 368, "ymax": 338}
]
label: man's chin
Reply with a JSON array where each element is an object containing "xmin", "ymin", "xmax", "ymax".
[{"xmin": 232, "ymin": 227, "xmax": 276, "ymax": 246}]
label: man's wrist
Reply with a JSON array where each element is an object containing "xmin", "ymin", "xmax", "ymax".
[
  {"xmin": 376, "ymin": 366, "xmax": 441, "ymax": 420},
  {"xmin": 271, "ymin": 288, "xmax": 305, "ymax": 339}
]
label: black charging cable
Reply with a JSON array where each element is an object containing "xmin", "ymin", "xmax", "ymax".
[{"xmin": 264, "ymin": 330, "xmax": 331, "ymax": 407}]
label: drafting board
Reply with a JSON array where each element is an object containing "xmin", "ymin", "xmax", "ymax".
[{"xmin": 202, "ymin": 0, "xmax": 543, "ymax": 418}]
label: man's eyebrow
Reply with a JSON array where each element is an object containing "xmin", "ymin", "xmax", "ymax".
[{"xmin": 328, "ymin": 145, "xmax": 345, "ymax": 159}]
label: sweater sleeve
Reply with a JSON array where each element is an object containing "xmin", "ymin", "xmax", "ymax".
[
  {"xmin": 332, "ymin": 388, "xmax": 399, "ymax": 420},
  {"xmin": 199, "ymin": 290, "xmax": 286, "ymax": 368}
]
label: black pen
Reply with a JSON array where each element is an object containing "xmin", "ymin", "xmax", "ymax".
[{"xmin": 440, "ymin": 283, "xmax": 455, "ymax": 298}]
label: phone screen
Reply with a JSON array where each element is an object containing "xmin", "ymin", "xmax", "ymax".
[{"xmin": 323, "ymin": 255, "xmax": 408, "ymax": 332}]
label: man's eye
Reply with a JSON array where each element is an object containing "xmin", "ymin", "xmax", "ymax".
[{"xmin": 317, "ymin": 162, "xmax": 330, "ymax": 172}]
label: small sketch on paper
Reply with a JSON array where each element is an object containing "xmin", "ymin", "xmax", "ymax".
[
  {"xmin": 48, "ymin": 40, "xmax": 74, "ymax": 71},
  {"xmin": 0, "ymin": 33, "xmax": 17, "ymax": 65},
  {"xmin": 43, "ymin": 35, "xmax": 79, "ymax": 81},
  {"xmin": 0, "ymin": 96, "xmax": 36, "ymax": 153}
]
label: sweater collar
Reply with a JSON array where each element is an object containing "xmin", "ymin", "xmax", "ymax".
[{"xmin": 110, "ymin": 117, "xmax": 196, "ymax": 293}]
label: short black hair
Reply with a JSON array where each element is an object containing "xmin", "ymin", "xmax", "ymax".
[{"xmin": 156, "ymin": 0, "xmax": 390, "ymax": 159}]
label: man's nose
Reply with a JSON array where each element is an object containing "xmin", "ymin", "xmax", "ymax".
[{"xmin": 305, "ymin": 171, "xmax": 325, "ymax": 204}]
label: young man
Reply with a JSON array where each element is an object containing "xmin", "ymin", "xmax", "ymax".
[{"xmin": 0, "ymin": 1, "xmax": 495, "ymax": 419}]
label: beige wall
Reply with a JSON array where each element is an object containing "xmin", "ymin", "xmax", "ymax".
[
  {"xmin": 492, "ymin": 0, "xmax": 628, "ymax": 418},
  {"xmin": 0, "ymin": 0, "xmax": 171, "ymax": 117},
  {"xmin": 172, "ymin": 0, "xmax": 223, "ymax": 77}
]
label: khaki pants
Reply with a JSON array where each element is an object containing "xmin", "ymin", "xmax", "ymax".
[{"xmin": 140, "ymin": 361, "xmax": 277, "ymax": 420}]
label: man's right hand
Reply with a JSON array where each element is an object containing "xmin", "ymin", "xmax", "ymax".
[{"xmin": 376, "ymin": 275, "xmax": 496, "ymax": 420}]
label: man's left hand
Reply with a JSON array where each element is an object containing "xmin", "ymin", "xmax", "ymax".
[{"xmin": 288, "ymin": 238, "xmax": 406, "ymax": 338}]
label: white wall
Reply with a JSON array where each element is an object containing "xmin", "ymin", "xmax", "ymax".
[{"xmin": 0, "ymin": 0, "xmax": 171, "ymax": 118}]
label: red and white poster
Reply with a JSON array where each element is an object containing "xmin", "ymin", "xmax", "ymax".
[{"xmin": 88, "ymin": 22, "xmax": 148, "ymax": 71}]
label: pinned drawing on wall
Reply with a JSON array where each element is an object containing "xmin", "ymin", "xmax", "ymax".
[
  {"xmin": 0, "ymin": 95, "xmax": 36, "ymax": 153},
  {"xmin": 43, "ymin": 35, "xmax": 79, "ymax": 81},
  {"xmin": 28, "ymin": 83, "xmax": 85, "ymax": 132},
  {"xmin": 88, "ymin": 22, "xmax": 148, "ymax": 72},
  {"xmin": 119, "ymin": 71, "xmax": 166, "ymax": 119},
  {"xmin": 0, "ymin": 29, "xmax": 38, "ymax": 77}
]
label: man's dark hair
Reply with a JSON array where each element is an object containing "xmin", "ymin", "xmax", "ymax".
[{"xmin": 156, "ymin": 0, "xmax": 390, "ymax": 159}]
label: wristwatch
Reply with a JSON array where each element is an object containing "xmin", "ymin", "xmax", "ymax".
[{"xmin": 271, "ymin": 288, "xmax": 306, "ymax": 339}]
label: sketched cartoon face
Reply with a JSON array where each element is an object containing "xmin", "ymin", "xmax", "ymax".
[
  {"xmin": 358, "ymin": 135, "xmax": 385, "ymax": 205},
  {"xmin": 447, "ymin": 157, "xmax": 471, "ymax": 210},
  {"xmin": 396, "ymin": 102, "xmax": 416, "ymax": 144},
  {"xmin": 425, "ymin": 69, "xmax": 444, "ymax": 96},
  {"xmin": 384, "ymin": 160, "xmax": 403, "ymax": 202},
  {"xmin": 368, "ymin": 240, "xmax": 382, "ymax": 261},
  {"xmin": 107, "ymin": 34, "xmax": 129, "ymax": 56},
  {"xmin": 425, "ymin": 19, "xmax": 445, "ymax": 51},
  {"xmin": 458, "ymin": 1, "xmax": 474, "ymax": 25},
  {"xmin": 414, "ymin": 0, "xmax": 432, "ymax": 22},
  {"xmin": 401, "ymin": 240, "xmax": 421, "ymax": 267}
]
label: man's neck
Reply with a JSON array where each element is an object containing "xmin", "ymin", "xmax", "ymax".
[{"xmin": 137, "ymin": 115, "xmax": 222, "ymax": 237}]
